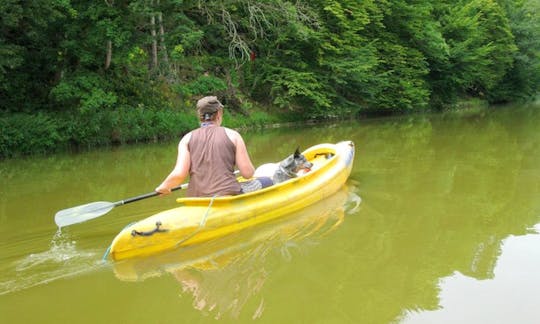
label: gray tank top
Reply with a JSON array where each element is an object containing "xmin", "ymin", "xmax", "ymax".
[{"xmin": 186, "ymin": 125, "xmax": 241, "ymax": 197}]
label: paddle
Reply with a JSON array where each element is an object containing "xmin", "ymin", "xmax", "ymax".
[
  {"xmin": 54, "ymin": 184, "xmax": 187, "ymax": 228},
  {"xmin": 54, "ymin": 170, "xmax": 241, "ymax": 228}
]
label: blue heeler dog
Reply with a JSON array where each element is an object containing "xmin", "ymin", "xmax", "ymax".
[
  {"xmin": 271, "ymin": 148, "xmax": 313, "ymax": 184},
  {"xmin": 252, "ymin": 148, "xmax": 314, "ymax": 186}
]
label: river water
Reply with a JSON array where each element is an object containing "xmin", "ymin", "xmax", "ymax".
[{"xmin": 1, "ymin": 104, "xmax": 539, "ymax": 323}]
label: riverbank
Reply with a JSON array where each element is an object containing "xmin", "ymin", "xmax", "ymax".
[
  {"xmin": 0, "ymin": 103, "xmax": 284, "ymax": 159},
  {"xmin": 0, "ymin": 97, "xmax": 528, "ymax": 159}
]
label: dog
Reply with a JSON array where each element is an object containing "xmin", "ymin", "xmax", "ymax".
[{"xmin": 254, "ymin": 148, "xmax": 313, "ymax": 184}]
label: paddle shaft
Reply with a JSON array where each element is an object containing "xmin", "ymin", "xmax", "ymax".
[
  {"xmin": 114, "ymin": 184, "xmax": 185, "ymax": 206},
  {"xmin": 118, "ymin": 169, "xmax": 240, "ymax": 205}
]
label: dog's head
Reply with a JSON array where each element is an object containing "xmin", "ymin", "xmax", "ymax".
[{"xmin": 280, "ymin": 147, "xmax": 313, "ymax": 174}]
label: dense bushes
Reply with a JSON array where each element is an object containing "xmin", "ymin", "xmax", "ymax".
[
  {"xmin": 0, "ymin": 108, "xmax": 197, "ymax": 159},
  {"xmin": 0, "ymin": 113, "xmax": 64, "ymax": 156},
  {"xmin": 0, "ymin": 106, "xmax": 283, "ymax": 158}
]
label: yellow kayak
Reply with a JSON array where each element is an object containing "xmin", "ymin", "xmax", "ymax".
[
  {"xmin": 113, "ymin": 184, "xmax": 357, "ymax": 281},
  {"xmin": 108, "ymin": 141, "xmax": 355, "ymax": 261}
]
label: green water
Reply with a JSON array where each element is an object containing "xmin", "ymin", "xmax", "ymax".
[{"xmin": 1, "ymin": 104, "xmax": 539, "ymax": 323}]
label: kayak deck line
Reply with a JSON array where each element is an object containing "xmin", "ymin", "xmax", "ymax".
[{"xmin": 174, "ymin": 194, "xmax": 218, "ymax": 248}]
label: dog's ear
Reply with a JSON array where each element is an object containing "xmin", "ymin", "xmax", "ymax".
[
  {"xmin": 294, "ymin": 147, "xmax": 301, "ymax": 158},
  {"xmin": 281, "ymin": 155, "xmax": 295, "ymax": 168}
]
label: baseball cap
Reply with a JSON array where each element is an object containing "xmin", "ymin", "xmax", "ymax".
[{"xmin": 196, "ymin": 96, "xmax": 224, "ymax": 115}]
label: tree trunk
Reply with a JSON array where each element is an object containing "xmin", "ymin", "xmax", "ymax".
[
  {"xmin": 157, "ymin": 0, "xmax": 169, "ymax": 65},
  {"xmin": 158, "ymin": 12, "xmax": 169, "ymax": 65},
  {"xmin": 150, "ymin": 14, "xmax": 158, "ymax": 69},
  {"xmin": 224, "ymin": 68, "xmax": 248, "ymax": 115},
  {"xmin": 104, "ymin": 0, "xmax": 113, "ymax": 70},
  {"xmin": 105, "ymin": 40, "xmax": 112, "ymax": 70}
]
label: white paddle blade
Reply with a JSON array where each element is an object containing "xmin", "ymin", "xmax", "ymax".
[{"xmin": 54, "ymin": 201, "xmax": 115, "ymax": 228}]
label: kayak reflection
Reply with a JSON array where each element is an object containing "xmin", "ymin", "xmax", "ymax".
[{"xmin": 113, "ymin": 185, "xmax": 360, "ymax": 318}]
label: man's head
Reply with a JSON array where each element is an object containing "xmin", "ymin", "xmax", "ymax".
[{"xmin": 196, "ymin": 96, "xmax": 224, "ymax": 121}]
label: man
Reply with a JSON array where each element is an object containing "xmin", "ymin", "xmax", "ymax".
[{"xmin": 155, "ymin": 96, "xmax": 255, "ymax": 197}]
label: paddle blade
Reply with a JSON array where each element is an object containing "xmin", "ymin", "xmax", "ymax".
[{"xmin": 55, "ymin": 201, "xmax": 115, "ymax": 228}]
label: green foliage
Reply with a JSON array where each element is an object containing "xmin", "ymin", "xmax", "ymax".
[
  {"xmin": 50, "ymin": 74, "xmax": 118, "ymax": 113},
  {"xmin": 440, "ymin": 0, "xmax": 517, "ymax": 97},
  {"xmin": 489, "ymin": 0, "xmax": 540, "ymax": 102},
  {"xmin": 0, "ymin": 108, "xmax": 197, "ymax": 158},
  {"xmin": 0, "ymin": 0, "xmax": 24, "ymax": 89},
  {"xmin": 313, "ymin": 0, "xmax": 381, "ymax": 112},
  {"xmin": 222, "ymin": 109, "xmax": 279, "ymax": 129},
  {"xmin": 0, "ymin": 113, "xmax": 65, "ymax": 157},
  {"xmin": 265, "ymin": 67, "xmax": 332, "ymax": 113},
  {"xmin": 368, "ymin": 41, "xmax": 431, "ymax": 111},
  {"xmin": 174, "ymin": 75, "xmax": 228, "ymax": 97},
  {"xmin": 1, "ymin": 0, "xmax": 539, "ymax": 157}
]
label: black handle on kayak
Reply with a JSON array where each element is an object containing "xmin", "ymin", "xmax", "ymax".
[{"xmin": 131, "ymin": 221, "xmax": 168, "ymax": 237}]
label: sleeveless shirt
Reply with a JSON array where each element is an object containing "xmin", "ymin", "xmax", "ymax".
[{"xmin": 186, "ymin": 125, "xmax": 241, "ymax": 197}]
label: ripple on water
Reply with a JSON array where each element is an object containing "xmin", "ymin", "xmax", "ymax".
[{"xmin": 0, "ymin": 229, "xmax": 105, "ymax": 296}]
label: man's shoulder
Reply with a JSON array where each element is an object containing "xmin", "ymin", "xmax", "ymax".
[
  {"xmin": 222, "ymin": 127, "xmax": 242, "ymax": 146},
  {"xmin": 223, "ymin": 127, "xmax": 240, "ymax": 137},
  {"xmin": 180, "ymin": 131, "xmax": 193, "ymax": 146}
]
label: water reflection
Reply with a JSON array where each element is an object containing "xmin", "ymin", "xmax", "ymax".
[
  {"xmin": 401, "ymin": 225, "xmax": 540, "ymax": 324},
  {"xmin": 339, "ymin": 106, "xmax": 540, "ymax": 323},
  {"xmin": 113, "ymin": 185, "xmax": 361, "ymax": 319}
]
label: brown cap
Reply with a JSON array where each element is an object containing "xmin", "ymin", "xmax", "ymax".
[{"xmin": 196, "ymin": 96, "xmax": 223, "ymax": 115}]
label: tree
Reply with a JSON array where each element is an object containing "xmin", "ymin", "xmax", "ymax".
[
  {"xmin": 1, "ymin": 0, "xmax": 76, "ymax": 112},
  {"xmin": 489, "ymin": 0, "xmax": 540, "ymax": 102},
  {"xmin": 439, "ymin": 0, "xmax": 517, "ymax": 98}
]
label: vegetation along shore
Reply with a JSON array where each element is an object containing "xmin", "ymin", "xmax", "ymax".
[{"xmin": 1, "ymin": 0, "xmax": 539, "ymax": 158}]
